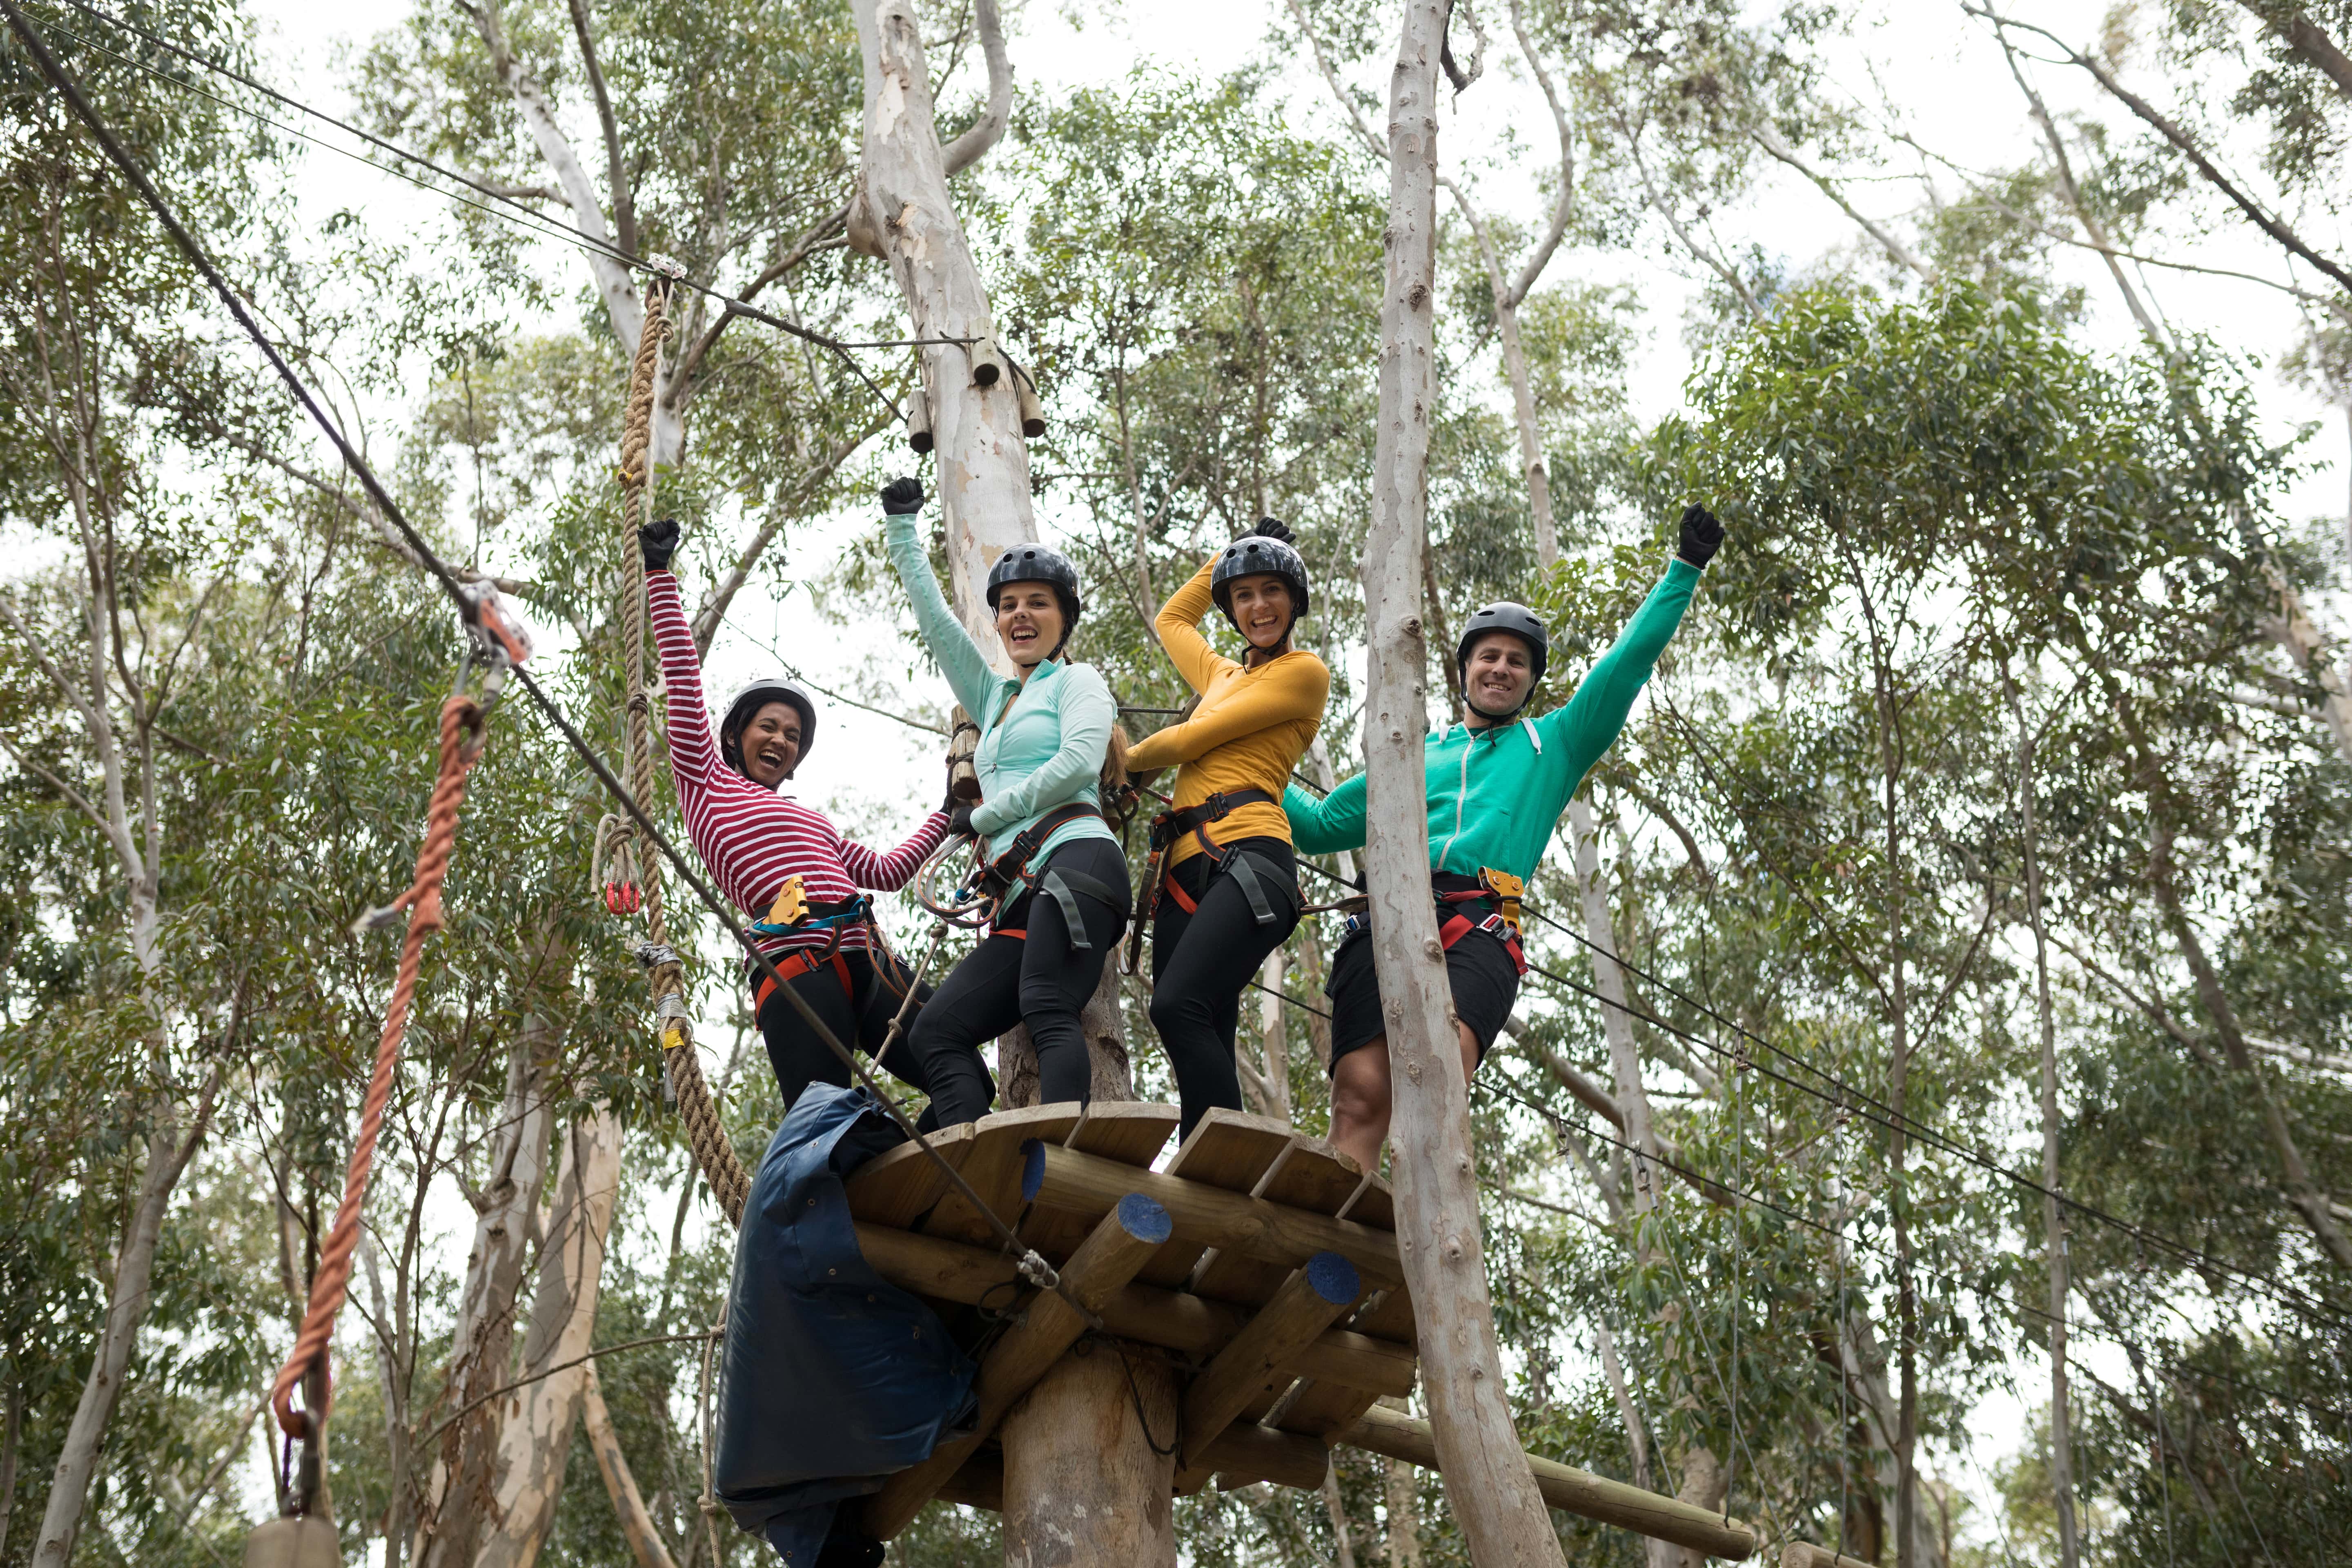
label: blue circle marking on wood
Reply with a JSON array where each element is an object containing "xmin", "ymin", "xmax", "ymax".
[
  {"xmin": 1116, "ymin": 1192, "xmax": 1174, "ymax": 1244},
  {"xmin": 1305, "ymin": 1250, "xmax": 1361, "ymax": 1304},
  {"xmin": 1021, "ymin": 1139, "xmax": 1045, "ymax": 1203}
]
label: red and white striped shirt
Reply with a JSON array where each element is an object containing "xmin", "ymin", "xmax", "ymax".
[{"xmin": 649, "ymin": 571, "xmax": 946, "ymax": 958}]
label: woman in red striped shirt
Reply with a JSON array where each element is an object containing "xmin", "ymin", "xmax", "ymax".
[{"xmin": 639, "ymin": 518, "xmax": 960, "ymax": 1119}]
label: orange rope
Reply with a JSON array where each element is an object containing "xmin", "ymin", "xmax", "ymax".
[{"xmin": 271, "ymin": 694, "xmax": 489, "ymax": 1449}]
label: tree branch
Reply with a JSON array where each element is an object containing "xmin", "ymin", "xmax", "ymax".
[
  {"xmin": 1970, "ymin": 4, "xmax": 2352, "ymax": 296},
  {"xmin": 1503, "ymin": 0, "xmax": 1574, "ymax": 306},
  {"xmin": 1749, "ymin": 120, "xmax": 1936, "ymax": 281},
  {"xmin": 2237, "ymin": 1, "xmax": 2352, "ymax": 98},
  {"xmin": 938, "ymin": 0, "xmax": 1011, "ymax": 176},
  {"xmin": 566, "ymin": 0, "xmax": 638, "ymax": 257},
  {"xmin": 690, "ymin": 419, "xmax": 887, "ymax": 652}
]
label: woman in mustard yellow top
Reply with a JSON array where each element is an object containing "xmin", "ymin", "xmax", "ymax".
[{"xmin": 1124, "ymin": 519, "xmax": 1329, "ymax": 1138}]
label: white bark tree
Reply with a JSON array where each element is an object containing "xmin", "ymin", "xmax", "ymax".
[{"xmin": 1359, "ymin": 5, "xmax": 1569, "ymax": 1566}]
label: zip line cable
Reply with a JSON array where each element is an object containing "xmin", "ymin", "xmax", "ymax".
[
  {"xmin": 0, "ymin": 0, "xmax": 1095, "ymax": 1328},
  {"xmin": 32, "ymin": 0, "xmax": 968, "ymax": 423},
  {"xmin": 1278, "ymin": 848, "xmax": 2349, "ymax": 1333},
  {"xmin": 1479, "ymin": 1077, "xmax": 2352, "ymax": 1427}
]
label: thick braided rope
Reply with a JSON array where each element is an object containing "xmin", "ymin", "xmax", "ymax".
[
  {"xmin": 615, "ymin": 279, "xmax": 668, "ymax": 936},
  {"xmin": 272, "ymin": 695, "xmax": 486, "ymax": 1442},
  {"xmin": 614, "ymin": 278, "xmax": 751, "ymax": 1221}
]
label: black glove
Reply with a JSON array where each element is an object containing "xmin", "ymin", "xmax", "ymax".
[
  {"xmin": 947, "ymin": 803, "xmax": 978, "ymax": 840},
  {"xmin": 881, "ymin": 476, "xmax": 926, "ymax": 516},
  {"xmin": 639, "ymin": 517, "xmax": 682, "ymax": 572},
  {"xmin": 1677, "ymin": 503, "xmax": 1724, "ymax": 568},
  {"xmin": 1248, "ymin": 516, "xmax": 1296, "ymax": 546}
]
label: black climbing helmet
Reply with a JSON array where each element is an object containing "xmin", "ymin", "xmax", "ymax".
[
  {"xmin": 720, "ymin": 677, "xmax": 817, "ymax": 776},
  {"xmin": 985, "ymin": 543, "xmax": 1084, "ymax": 654},
  {"xmin": 1210, "ymin": 534, "xmax": 1312, "ymax": 634},
  {"xmin": 1456, "ymin": 602, "xmax": 1550, "ymax": 712}
]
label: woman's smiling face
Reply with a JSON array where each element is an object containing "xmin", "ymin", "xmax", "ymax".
[
  {"xmin": 994, "ymin": 581, "xmax": 1065, "ymax": 667},
  {"xmin": 736, "ymin": 701, "xmax": 803, "ymax": 785}
]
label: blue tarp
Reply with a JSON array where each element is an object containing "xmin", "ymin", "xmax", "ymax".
[{"xmin": 714, "ymin": 1085, "xmax": 978, "ymax": 1565}]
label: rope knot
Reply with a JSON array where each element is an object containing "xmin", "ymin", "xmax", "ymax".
[{"xmin": 1015, "ymin": 1250, "xmax": 1060, "ymax": 1292}]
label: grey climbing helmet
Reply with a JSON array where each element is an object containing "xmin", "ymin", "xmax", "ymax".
[
  {"xmin": 985, "ymin": 543, "xmax": 1083, "ymax": 653},
  {"xmin": 1210, "ymin": 535, "xmax": 1312, "ymax": 633},
  {"xmin": 1456, "ymin": 602, "xmax": 1549, "ymax": 711},
  {"xmin": 720, "ymin": 677, "xmax": 817, "ymax": 775}
]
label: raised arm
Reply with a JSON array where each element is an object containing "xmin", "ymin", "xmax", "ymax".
[
  {"xmin": 647, "ymin": 566, "xmax": 719, "ymax": 789},
  {"xmin": 1540, "ymin": 525, "xmax": 1713, "ymax": 789},
  {"xmin": 1126, "ymin": 653, "xmax": 1329, "ymax": 772},
  {"xmin": 881, "ymin": 491, "xmax": 998, "ymax": 719},
  {"xmin": 969, "ymin": 666, "xmax": 1114, "ymax": 838},
  {"xmin": 1151, "ymin": 555, "xmax": 1231, "ymax": 696},
  {"xmin": 1282, "ymin": 774, "xmax": 1367, "ymax": 856}
]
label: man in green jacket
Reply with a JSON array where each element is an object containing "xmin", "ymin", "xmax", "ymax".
[{"xmin": 1285, "ymin": 506, "xmax": 1722, "ymax": 1171}]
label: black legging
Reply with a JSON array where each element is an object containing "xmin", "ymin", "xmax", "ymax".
[
  {"xmin": 753, "ymin": 946, "xmax": 937, "ymax": 1120},
  {"xmin": 910, "ymin": 836, "xmax": 1131, "ymax": 1127},
  {"xmin": 1147, "ymin": 835, "xmax": 1302, "ymax": 1140}
]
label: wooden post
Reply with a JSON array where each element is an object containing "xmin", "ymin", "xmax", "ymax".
[
  {"xmin": 1001, "ymin": 1343, "xmax": 1180, "ymax": 1568},
  {"xmin": 1336, "ymin": 1406, "xmax": 1756, "ymax": 1561},
  {"xmin": 1359, "ymin": 4, "xmax": 1570, "ymax": 1567},
  {"xmin": 1178, "ymin": 1252, "xmax": 1362, "ymax": 1469},
  {"xmin": 1022, "ymin": 1141, "xmax": 1402, "ymax": 1286},
  {"xmin": 864, "ymin": 1193, "xmax": 1172, "ymax": 1538}
]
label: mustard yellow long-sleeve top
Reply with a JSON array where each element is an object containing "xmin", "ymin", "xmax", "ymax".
[{"xmin": 1123, "ymin": 555, "xmax": 1330, "ymax": 870}]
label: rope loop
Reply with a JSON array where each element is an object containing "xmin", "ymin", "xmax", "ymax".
[{"xmin": 272, "ymin": 693, "xmax": 490, "ymax": 1468}]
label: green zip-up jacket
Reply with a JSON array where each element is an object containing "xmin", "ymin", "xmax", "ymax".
[
  {"xmin": 1283, "ymin": 557, "xmax": 1700, "ymax": 884},
  {"xmin": 884, "ymin": 512, "xmax": 1118, "ymax": 866}
]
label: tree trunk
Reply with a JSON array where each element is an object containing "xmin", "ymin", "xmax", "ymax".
[
  {"xmin": 1000, "ymin": 1345, "xmax": 1178, "ymax": 1568},
  {"xmin": 33, "ymin": 1093, "xmax": 213, "ymax": 1568},
  {"xmin": 2004, "ymin": 665, "xmax": 2080, "ymax": 1568},
  {"xmin": 1569, "ymin": 797, "xmax": 1659, "ymax": 1183},
  {"xmin": 416, "ymin": 1034, "xmax": 559, "ymax": 1568},
  {"xmin": 1362, "ymin": 6, "xmax": 1569, "ymax": 1566},
  {"xmin": 850, "ymin": 0, "xmax": 1037, "ymax": 648},
  {"xmin": 477, "ymin": 1111, "xmax": 626, "ymax": 1568},
  {"xmin": 583, "ymin": 1361, "xmax": 681, "ymax": 1568},
  {"xmin": 0, "ymin": 1371, "xmax": 20, "ymax": 1561},
  {"xmin": 1259, "ymin": 949, "xmax": 1292, "ymax": 1120},
  {"xmin": 851, "ymin": 0, "xmax": 1134, "ymax": 1098}
]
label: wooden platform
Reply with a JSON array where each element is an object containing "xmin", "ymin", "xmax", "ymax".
[{"xmin": 844, "ymin": 1103, "xmax": 1755, "ymax": 1561}]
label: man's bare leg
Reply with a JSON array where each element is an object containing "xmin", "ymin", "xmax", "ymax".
[{"xmin": 1327, "ymin": 1022, "xmax": 1484, "ymax": 1174}]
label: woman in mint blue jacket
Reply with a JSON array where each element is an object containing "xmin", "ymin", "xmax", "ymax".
[{"xmin": 879, "ymin": 477, "xmax": 1131, "ymax": 1125}]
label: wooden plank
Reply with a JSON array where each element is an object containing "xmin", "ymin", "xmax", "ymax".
[
  {"xmin": 1018, "ymin": 1102, "xmax": 1182, "ymax": 1263},
  {"xmin": 1271, "ymin": 1378, "xmax": 1386, "ymax": 1442},
  {"xmin": 1188, "ymin": 1137, "xmax": 1369, "ymax": 1305},
  {"xmin": 934, "ymin": 1452, "xmax": 1003, "ymax": 1512},
  {"xmin": 1202, "ymin": 1423, "xmax": 1330, "ymax": 1490},
  {"xmin": 1176, "ymin": 1253, "xmax": 1362, "ymax": 1487},
  {"xmin": 866, "ymin": 1193, "xmax": 1173, "ymax": 1540},
  {"xmin": 1339, "ymin": 1170, "xmax": 1394, "ymax": 1230},
  {"xmin": 918, "ymin": 1103, "xmax": 1081, "ymax": 1247},
  {"xmin": 1131, "ymin": 1109, "xmax": 1296, "ymax": 1289},
  {"xmin": 1346, "ymin": 1283, "xmax": 1417, "ymax": 1347},
  {"xmin": 1023, "ymin": 1143, "xmax": 1404, "ymax": 1288},
  {"xmin": 844, "ymin": 1121, "xmax": 978, "ymax": 1227},
  {"xmin": 851, "ymin": 1222, "xmax": 1418, "ymax": 1398},
  {"xmin": 1335, "ymin": 1403, "xmax": 1758, "ymax": 1561}
]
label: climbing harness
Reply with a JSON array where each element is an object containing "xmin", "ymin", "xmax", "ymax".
[
  {"xmin": 1123, "ymin": 787, "xmax": 1287, "ymax": 974},
  {"xmin": 1330, "ymin": 868, "xmax": 1530, "ymax": 978},
  {"xmin": 975, "ymin": 802, "xmax": 1127, "ymax": 948}
]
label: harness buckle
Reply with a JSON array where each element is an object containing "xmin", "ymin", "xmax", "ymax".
[{"xmin": 765, "ymin": 875, "xmax": 810, "ymax": 929}]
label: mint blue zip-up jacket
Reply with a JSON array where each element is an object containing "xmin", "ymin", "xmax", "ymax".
[
  {"xmin": 883, "ymin": 512, "xmax": 1118, "ymax": 866},
  {"xmin": 1283, "ymin": 557, "xmax": 1699, "ymax": 884}
]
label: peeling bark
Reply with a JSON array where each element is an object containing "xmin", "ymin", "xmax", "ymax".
[{"xmin": 1361, "ymin": 5, "xmax": 1568, "ymax": 1566}]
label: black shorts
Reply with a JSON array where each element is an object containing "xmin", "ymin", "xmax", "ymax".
[{"xmin": 1325, "ymin": 921, "xmax": 1520, "ymax": 1069}]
